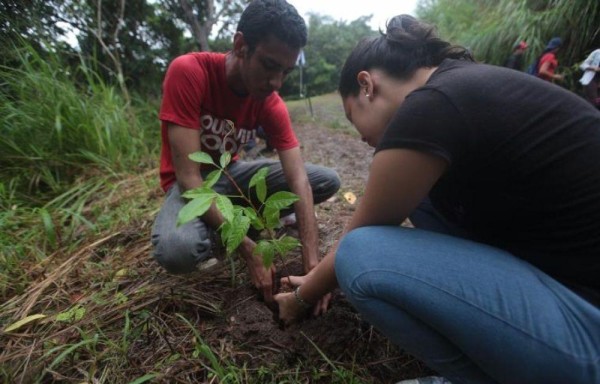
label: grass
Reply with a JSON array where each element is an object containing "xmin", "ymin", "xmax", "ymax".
[
  {"xmin": 0, "ymin": 44, "xmax": 158, "ymax": 203},
  {"xmin": 286, "ymin": 93, "xmax": 357, "ymax": 135},
  {"xmin": 0, "ymin": 41, "xmax": 160, "ymax": 301}
]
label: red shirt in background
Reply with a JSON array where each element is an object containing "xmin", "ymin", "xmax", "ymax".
[{"xmin": 537, "ymin": 52, "xmax": 558, "ymax": 81}]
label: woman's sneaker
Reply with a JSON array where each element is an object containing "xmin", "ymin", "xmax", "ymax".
[{"xmin": 396, "ymin": 377, "xmax": 452, "ymax": 384}]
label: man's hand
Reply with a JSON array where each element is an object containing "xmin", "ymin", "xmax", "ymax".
[{"xmin": 239, "ymin": 237, "xmax": 276, "ymax": 302}]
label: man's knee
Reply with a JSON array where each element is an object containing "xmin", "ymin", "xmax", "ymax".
[
  {"xmin": 309, "ymin": 166, "xmax": 341, "ymax": 203},
  {"xmin": 152, "ymin": 230, "xmax": 212, "ymax": 274}
]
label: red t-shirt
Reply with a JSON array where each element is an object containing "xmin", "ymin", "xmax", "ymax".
[
  {"xmin": 537, "ymin": 52, "xmax": 558, "ymax": 81},
  {"xmin": 158, "ymin": 52, "xmax": 299, "ymax": 191}
]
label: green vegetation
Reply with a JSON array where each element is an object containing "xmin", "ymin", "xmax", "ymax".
[
  {"xmin": 417, "ymin": 0, "xmax": 600, "ymax": 91},
  {"xmin": 0, "ymin": 45, "xmax": 157, "ymax": 200},
  {"xmin": 0, "ymin": 43, "xmax": 159, "ymax": 302}
]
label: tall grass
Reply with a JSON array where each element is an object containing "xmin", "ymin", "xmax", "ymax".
[
  {"xmin": 0, "ymin": 43, "xmax": 157, "ymax": 202},
  {"xmin": 417, "ymin": 0, "xmax": 600, "ymax": 89},
  {"xmin": 0, "ymin": 42, "xmax": 160, "ymax": 300}
]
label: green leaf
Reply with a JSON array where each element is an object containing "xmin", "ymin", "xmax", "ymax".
[
  {"xmin": 128, "ymin": 374, "xmax": 159, "ymax": 384},
  {"xmin": 189, "ymin": 152, "xmax": 215, "ymax": 165},
  {"xmin": 249, "ymin": 167, "xmax": 269, "ymax": 188},
  {"xmin": 177, "ymin": 196, "xmax": 215, "ymax": 226},
  {"xmin": 243, "ymin": 207, "xmax": 264, "ymax": 230},
  {"xmin": 203, "ymin": 170, "xmax": 222, "ymax": 189},
  {"xmin": 115, "ymin": 292, "xmax": 129, "ymax": 304},
  {"xmin": 215, "ymin": 195, "xmax": 234, "ymax": 222},
  {"xmin": 256, "ymin": 181, "xmax": 267, "ymax": 204},
  {"xmin": 219, "ymin": 221, "xmax": 232, "ymax": 245},
  {"xmin": 46, "ymin": 336, "xmax": 97, "ymax": 371},
  {"xmin": 56, "ymin": 305, "xmax": 86, "ymax": 323},
  {"xmin": 39, "ymin": 208, "xmax": 57, "ymax": 249},
  {"xmin": 4, "ymin": 314, "xmax": 46, "ymax": 332},
  {"xmin": 249, "ymin": 167, "xmax": 269, "ymax": 203},
  {"xmin": 219, "ymin": 152, "xmax": 232, "ymax": 168},
  {"xmin": 273, "ymin": 235, "xmax": 301, "ymax": 257},
  {"xmin": 182, "ymin": 186, "xmax": 216, "ymax": 200},
  {"xmin": 225, "ymin": 215, "xmax": 250, "ymax": 255},
  {"xmin": 263, "ymin": 206, "xmax": 281, "ymax": 229},
  {"xmin": 265, "ymin": 191, "xmax": 299, "ymax": 210},
  {"xmin": 254, "ymin": 240, "xmax": 275, "ymax": 268}
]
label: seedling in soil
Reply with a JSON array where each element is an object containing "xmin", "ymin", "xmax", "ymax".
[{"xmin": 176, "ymin": 145, "xmax": 300, "ymax": 273}]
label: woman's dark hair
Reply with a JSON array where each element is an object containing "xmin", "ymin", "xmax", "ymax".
[
  {"xmin": 237, "ymin": 0, "xmax": 307, "ymax": 53},
  {"xmin": 339, "ymin": 15, "xmax": 472, "ymax": 98}
]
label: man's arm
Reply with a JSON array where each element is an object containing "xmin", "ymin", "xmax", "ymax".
[
  {"xmin": 168, "ymin": 124, "xmax": 225, "ymax": 228},
  {"xmin": 168, "ymin": 123, "xmax": 276, "ymax": 301},
  {"xmin": 277, "ymin": 147, "xmax": 319, "ymax": 273},
  {"xmin": 539, "ymin": 60, "xmax": 563, "ymax": 81}
]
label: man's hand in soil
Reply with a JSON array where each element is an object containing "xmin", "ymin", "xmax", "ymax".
[
  {"xmin": 274, "ymin": 275, "xmax": 332, "ymax": 326},
  {"xmin": 239, "ymin": 237, "xmax": 276, "ymax": 302}
]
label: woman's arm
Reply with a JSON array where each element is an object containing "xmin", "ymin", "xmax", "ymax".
[{"xmin": 275, "ymin": 148, "xmax": 447, "ymax": 323}]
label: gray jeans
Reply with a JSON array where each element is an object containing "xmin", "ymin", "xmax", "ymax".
[{"xmin": 151, "ymin": 159, "xmax": 340, "ymax": 274}]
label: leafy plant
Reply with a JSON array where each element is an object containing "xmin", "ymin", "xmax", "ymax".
[{"xmin": 177, "ymin": 148, "xmax": 300, "ymax": 269}]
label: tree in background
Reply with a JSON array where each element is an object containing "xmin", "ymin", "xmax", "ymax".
[
  {"xmin": 162, "ymin": 0, "xmax": 249, "ymax": 51},
  {"xmin": 0, "ymin": 0, "xmax": 76, "ymax": 66},
  {"xmin": 1, "ymin": 0, "xmax": 249, "ymax": 95},
  {"xmin": 59, "ymin": 0, "xmax": 189, "ymax": 97},
  {"xmin": 416, "ymin": 0, "xmax": 600, "ymax": 90},
  {"xmin": 280, "ymin": 14, "xmax": 377, "ymax": 98}
]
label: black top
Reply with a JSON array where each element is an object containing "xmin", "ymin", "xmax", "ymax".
[{"xmin": 377, "ymin": 59, "xmax": 600, "ymax": 298}]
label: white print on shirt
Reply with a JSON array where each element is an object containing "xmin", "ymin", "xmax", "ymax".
[{"xmin": 199, "ymin": 114, "xmax": 257, "ymax": 154}]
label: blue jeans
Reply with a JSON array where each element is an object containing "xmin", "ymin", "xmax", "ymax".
[
  {"xmin": 335, "ymin": 224, "xmax": 600, "ymax": 383},
  {"xmin": 151, "ymin": 159, "xmax": 340, "ymax": 274}
]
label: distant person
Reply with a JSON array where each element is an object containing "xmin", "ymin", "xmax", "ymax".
[
  {"xmin": 537, "ymin": 37, "xmax": 564, "ymax": 82},
  {"xmin": 152, "ymin": 0, "xmax": 340, "ymax": 302},
  {"xmin": 579, "ymin": 48, "xmax": 600, "ymax": 107},
  {"xmin": 503, "ymin": 40, "xmax": 528, "ymax": 71},
  {"xmin": 275, "ymin": 14, "xmax": 600, "ymax": 384}
]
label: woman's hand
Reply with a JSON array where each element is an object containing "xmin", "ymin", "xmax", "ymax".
[
  {"xmin": 274, "ymin": 275, "xmax": 332, "ymax": 326},
  {"xmin": 275, "ymin": 275, "xmax": 309, "ymax": 326}
]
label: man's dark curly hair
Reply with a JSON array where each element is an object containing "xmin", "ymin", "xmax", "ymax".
[{"xmin": 237, "ymin": 0, "xmax": 307, "ymax": 53}]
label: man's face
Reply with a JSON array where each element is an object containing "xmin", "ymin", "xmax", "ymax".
[{"xmin": 240, "ymin": 35, "xmax": 299, "ymax": 99}]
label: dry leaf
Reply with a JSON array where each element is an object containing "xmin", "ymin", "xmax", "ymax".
[
  {"xmin": 344, "ymin": 192, "xmax": 357, "ymax": 205},
  {"xmin": 4, "ymin": 314, "xmax": 47, "ymax": 332}
]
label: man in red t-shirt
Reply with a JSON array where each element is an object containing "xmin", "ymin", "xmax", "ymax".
[{"xmin": 152, "ymin": 0, "xmax": 340, "ymax": 303}]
